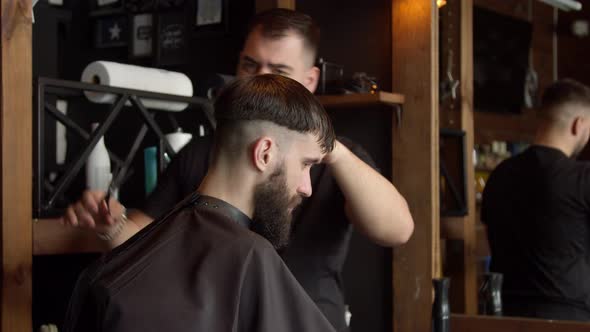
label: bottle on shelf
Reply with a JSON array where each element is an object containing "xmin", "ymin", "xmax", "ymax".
[
  {"xmin": 86, "ymin": 122, "xmax": 112, "ymax": 193},
  {"xmin": 432, "ymin": 277, "xmax": 451, "ymax": 332},
  {"xmin": 478, "ymin": 272, "xmax": 503, "ymax": 316}
]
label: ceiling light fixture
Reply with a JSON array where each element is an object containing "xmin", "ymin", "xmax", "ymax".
[{"xmin": 538, "ymin": 0, "xmax": 582, "ymax": 11}]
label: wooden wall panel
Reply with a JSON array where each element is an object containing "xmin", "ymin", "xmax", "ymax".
[
  {"xmin": 392, "ymin": 1, "xmax": 439, "ymax": 331},
  {"xmin": 452, "ymin": 314, "xmax": 590, "ymax": 332},
  {"xmin": 458, "ymin": 0, "xmax": 477, "ymax": 315},
  {"xmin": 1, "ymin": 0, "xmax": 33, "ymax": 331}
]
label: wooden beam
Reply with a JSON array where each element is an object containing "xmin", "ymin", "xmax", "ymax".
[
  {"xmin": 318, "ymin": 91, "xmax": 405, "ymax": 108},
  {"xmin": 457, "ymin": 0, "xmax": 477, "ymax": 315},
  {"xmin": 1, "ymin": 0, "xmax": 33, "ymax": 331},
  {"xmin": 255, "ymin": 0, "xmax": 295, "ymax": 13},
  {"xmin": 451, "ymin": 314, "xmax": 590, "ymax": 332},
  {"xmin": 392, "ymin": 1, "xmax": 439, "ymax": 332}
]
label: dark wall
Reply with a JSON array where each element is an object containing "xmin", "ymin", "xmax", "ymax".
[{"xmin": 297, "ymin": 1, "xmax": 393, "ymax": 332}]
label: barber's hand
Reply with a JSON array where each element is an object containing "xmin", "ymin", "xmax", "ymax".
[
  {"xmin": 322, "ymin": 139, "xmax": 345, "ymax": 165},
  {"xmin": 61, "ymin": 190, "xmax": 124, "ymax": 233}
]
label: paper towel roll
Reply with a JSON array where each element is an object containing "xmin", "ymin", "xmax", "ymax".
[{"xmin": 81, "ymin": 61, "xmax": 193, "ymax": 112}]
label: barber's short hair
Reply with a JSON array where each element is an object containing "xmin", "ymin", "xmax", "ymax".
[
  {"xmin": 214, "ymin": 74, "xmax": 335, "ymax": 154},
  {"xmin": 540, "ymin": 79, "xmax": 590, "ymax": 121},
  {"xmin": 247, "ymin": 8, "xmax": 320, "ymax": 65}
]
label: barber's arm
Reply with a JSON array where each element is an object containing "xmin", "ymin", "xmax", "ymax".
[
  {"xmin": 61, "ymin": 191, "xmax": 154, "ymax": 250},
  {"xmin": 324, "ymin": 139, "xmax": 414, "ymax": 247},
  {"xmin": 62, "ymin": 138, "xmax": 209, "ymax": 249}
]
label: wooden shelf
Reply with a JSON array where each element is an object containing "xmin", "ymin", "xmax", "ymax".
[
  {"xmin": 452, "ymin": 314, "xmax": 590, "ymax": 332},
  {"xmin": 317, "ymin": 91, "xmax": 405, "ymax": 108},
  {"xmin": 33, "ymin": 218, "xmax": 104, "ymax": 256}
]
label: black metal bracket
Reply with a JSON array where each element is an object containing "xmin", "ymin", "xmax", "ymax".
[
  {"xmin": 34, "ymin": 77, "xmax": 214, "ymax": 218},
  {"xmin": 440, "ymin": 128, "xmax": 468, "ymax": 217}
]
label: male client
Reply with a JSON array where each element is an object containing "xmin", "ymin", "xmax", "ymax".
[{"xmin": 63, "ymin": 74, "xmax": 337, "ymax": 332}]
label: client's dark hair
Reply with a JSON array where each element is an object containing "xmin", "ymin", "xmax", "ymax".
[{"xmin": 214, "ymin": 74, "xmax": 335, "ymax": 154}]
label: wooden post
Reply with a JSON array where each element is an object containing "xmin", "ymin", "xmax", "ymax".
[
  {"xmin": 255, "ymin": 0, "xmax": 295, "ymax": 13},
  {"xmin": 458, "ymin": 0, "xmax": 477, "ymax": 315},
  {"xmin": 392, "ymin": 1, "xmax": 439, "ymax": 332},
  {"xmin": 1, "ymin": 0, "xmax": 33, "ymax": 331}
]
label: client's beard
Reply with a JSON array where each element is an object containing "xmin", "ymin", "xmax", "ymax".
[{"xmin": 251, "ymin": 166, "xmax": 302, "ymax": 250}]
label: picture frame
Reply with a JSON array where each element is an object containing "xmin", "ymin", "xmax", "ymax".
[
  {"xmin": 154, "ymin": 11, "xmax": 189, "ymax": 65},
  {"xmin": 130, "ymin": 13, "xmax": 154, "ymax": 58},
  {"xmin": 94, "ymin": 15, "xmax": 129, "ymax": 48},
  {"xmin": 193, "ymin": 0, "xmax": 229, "ymax": 36}
]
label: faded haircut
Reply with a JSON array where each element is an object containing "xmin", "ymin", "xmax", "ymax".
[
  {"xmin": 213, "ymin": 74, "xmax": 335, "ymax": 154},
  {"xmin": 539, "ymin": 79, "xmax": 590, "ymax": 127}
]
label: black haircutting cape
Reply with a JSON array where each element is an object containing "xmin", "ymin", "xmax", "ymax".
[{"xmin": 63, "ymin": 193, "xmax": 335, "ymax": 332}]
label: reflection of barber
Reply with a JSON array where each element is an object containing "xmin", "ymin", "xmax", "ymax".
[
  {"xmin": 63, "ymin": 9, "xmax": 414, "ymax": 330},
  {"xmin": 482, "ymin": 79, "xmax": 590, "ymax": 321}
]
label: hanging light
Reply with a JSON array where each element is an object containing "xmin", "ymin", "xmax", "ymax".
[
  {"xmin": 538, "ymin": 0, "xmax": 582, "ymax": 11},
  {"xmin": 437, "ymin": 0, "xmax": 447, "ymax": 8}
]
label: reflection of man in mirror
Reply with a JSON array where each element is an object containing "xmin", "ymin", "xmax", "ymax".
[{"xmin": 482, "ymin": 79, "xmax": 590, "ymax": 321}]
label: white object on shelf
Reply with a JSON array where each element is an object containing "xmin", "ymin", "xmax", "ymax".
[
  {"xmin": 86, "ymin": 123, "xmax": 112, "ymax": 192},
  {"xmin": 56, "ymin": 99, "xmax": 68, "ymax": 165},
  {"xmin": 39, "ymin": 323, "xmax": 59, "ymax": 332},
  {"xmin": 165, "ymin": 128, "xmax": 193, "ymax": 153},
  {"xmin": 344, "ymin": 305, "xmax": 352, "ymax": 327},
  {"xmin": 81, "ymin": 61, "xmax": 193, "ymax": 112}
]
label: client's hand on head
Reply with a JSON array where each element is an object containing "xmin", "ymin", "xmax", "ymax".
[{"xmin": 61, "ymin": 190, "xmax": 124, "ymax": 234}]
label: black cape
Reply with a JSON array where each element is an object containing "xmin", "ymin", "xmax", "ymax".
[{"xmin": 64, "ymin": 193, "xmax": 335, "ymax": 332}]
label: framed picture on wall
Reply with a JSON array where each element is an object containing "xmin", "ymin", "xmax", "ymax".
[
  {"xmin": 440, "ymin": 128, "xmax": 468, "ymax": 217},
  {"xmin": 154, "ymin": 11, "xmax": 189, "ymax": 65},
  {"xmin": 194, "ymin": 0, "xmax": 229, "ymax": 35},
  {"xmin": 94, "ymin": 15, "xmax": 128, "ymax": 48},
  {"xmin": 130, "ymin": 13, "xmax": 153, "ymax": 58}
]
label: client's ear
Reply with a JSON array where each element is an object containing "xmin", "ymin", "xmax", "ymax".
[
  {"xmin": 251, "ymin": 137, "xmax": 275, "ymax": 172},
  {"xmin": 573, "ymin": 116, "xmax": 586, "ymax": 136}
]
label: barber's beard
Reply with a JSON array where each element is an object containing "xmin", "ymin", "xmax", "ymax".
[{"xmin": 251, "ymin": 166, "xmax": 302, "ymax": 250}]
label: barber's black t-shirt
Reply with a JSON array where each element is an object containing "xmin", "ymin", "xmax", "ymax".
[
  {"xmin": 143, "ymin": 135, "xmax": 377, "ymax": 331},
  {"xmin": 482, "ymin": 145, "xmax": 590, "ymax": 319}
]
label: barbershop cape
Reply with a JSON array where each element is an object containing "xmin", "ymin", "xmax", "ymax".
[{"xmin": 63, "ymin": 193, "xmax": 335, "ymax": 332}]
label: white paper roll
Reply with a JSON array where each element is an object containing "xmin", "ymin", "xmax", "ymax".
[{"xmin": 81, "ymin": 61, "xmax": 193, "ymax": 112}]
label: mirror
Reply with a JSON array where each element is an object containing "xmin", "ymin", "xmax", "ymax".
[{"xmin": 441, "ymin": 0, "xmax": 590, "ymax": 325}]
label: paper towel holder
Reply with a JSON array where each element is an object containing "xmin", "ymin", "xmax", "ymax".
[{"xmin": 33, "ymin": 76, "xmax": 215, "ymax": 218}]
